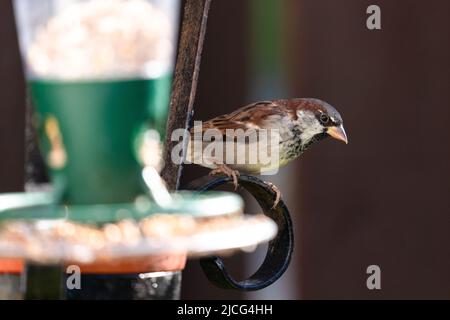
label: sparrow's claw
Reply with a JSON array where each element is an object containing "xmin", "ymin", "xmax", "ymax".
[
  {"xmin": 210, "ymin": 165, "xmax": 240, "ymax": 190},
  {"xmin": 265, "ymin": 181, "xmax": 281, "ymax": 209}
]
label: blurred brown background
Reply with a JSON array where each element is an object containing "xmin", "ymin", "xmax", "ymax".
[{"xmin": 1, "ymin": 0, "xmax": 449, "ymax": 299}]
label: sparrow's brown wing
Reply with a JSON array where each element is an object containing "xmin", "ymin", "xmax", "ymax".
[
  {"xmin": 186, "ymin": 101, "xmax": 285, "ymax": 170},
  {"xmin": 190, "ymin": 100, "xmax": 285, "ymax": 138}
]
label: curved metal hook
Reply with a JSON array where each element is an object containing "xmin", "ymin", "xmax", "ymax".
[{"xmin": 186, "ymin": 174, "xmax": 294, "ymax": 291}]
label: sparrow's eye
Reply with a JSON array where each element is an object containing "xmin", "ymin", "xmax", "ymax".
[{"xmin": 319, "ymin": 113, "xmax": 330, "ymax": 125}]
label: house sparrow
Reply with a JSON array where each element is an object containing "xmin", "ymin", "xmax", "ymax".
[{"xmin": 186, "ymin": 98, "xmax": 348, "ymax": 206}]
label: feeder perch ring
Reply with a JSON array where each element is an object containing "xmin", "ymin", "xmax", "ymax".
[{"xmin": 186, "ymin": 174, "xmax": 294, "ymax": 291}]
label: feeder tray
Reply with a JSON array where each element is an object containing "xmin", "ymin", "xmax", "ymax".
[{"xmin": 0, "ymin": 191, "xmax": 277, "ymax": 264}]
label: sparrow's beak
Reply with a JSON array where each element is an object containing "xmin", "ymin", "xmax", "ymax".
[{"xmin": 327, "ymin": 125, "xmax": 348, "ymax": 144}]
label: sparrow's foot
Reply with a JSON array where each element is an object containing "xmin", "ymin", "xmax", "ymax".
[
  {"xmin": 210, "ymin": 164, "xmax": 240, "ymax": 190},
  {"xmin": 265, "ymin": 181, "xmax": 281, "ymax": 209}
]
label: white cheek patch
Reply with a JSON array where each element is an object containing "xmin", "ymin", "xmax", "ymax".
[{"xmin": 297, "ymin": 110, "xmax": 324, "ymax": 144}]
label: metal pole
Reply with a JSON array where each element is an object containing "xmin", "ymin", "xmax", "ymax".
[{"xmin": 161, "ymin": 0, "xmax": 212, "ymax": 190}]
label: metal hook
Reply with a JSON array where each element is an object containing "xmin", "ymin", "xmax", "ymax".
[{"xmin": 186, "ymin": 174, "xmax": 294, "ymax": 291}]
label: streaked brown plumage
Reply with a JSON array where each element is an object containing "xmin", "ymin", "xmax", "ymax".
[{"xmin": 186, "ymin": 98, "xmax": 348, "ymax": 205}]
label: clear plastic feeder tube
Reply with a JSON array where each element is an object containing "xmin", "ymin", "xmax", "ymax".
[
  {"xmin": 13, "ymin": 0, "xmax": 180, "ymax": 80},
  {"xmin": 12, "ymin": 0, "xmax": 181, "ymax": 204}
]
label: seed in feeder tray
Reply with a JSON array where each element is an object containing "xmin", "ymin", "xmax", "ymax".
[
  {"xmin": 27, "ymin": 0, "xmax": 174, "ymax": 79},
  {"xmin": 116, "ymin": 220, "xmax": 141, "ymax": 245},
  {"xmin": 103, "ymin": 223, "xmax": 123, "ymax": 243},
  {"xmin": 55, "ymin": 222, "xmax": 76, "ymax": 238},
  {"xmin": 139, "ymin": 215, "xmax": 197, "ymax": 238},
  {"xmin": 86, "ymin": 230, "xmax": 106, "ymax": 250},
  {"xmin": 0, "ymin": 213, "xmax": 270, "ymax": 264}
]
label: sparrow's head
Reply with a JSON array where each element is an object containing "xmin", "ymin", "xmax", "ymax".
[{"xmin": 288, "ymin": 98, "xmax": 348, "ymax": 149}]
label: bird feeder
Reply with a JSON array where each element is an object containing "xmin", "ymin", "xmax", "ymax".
[{"xmin": 0, "ymin": 0, "xmax": 293, "ymax": 299}]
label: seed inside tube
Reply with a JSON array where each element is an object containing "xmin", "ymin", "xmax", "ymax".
[{"xmin": 27, "ymin": 0, "xmax": 174, "ymax": 79}]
